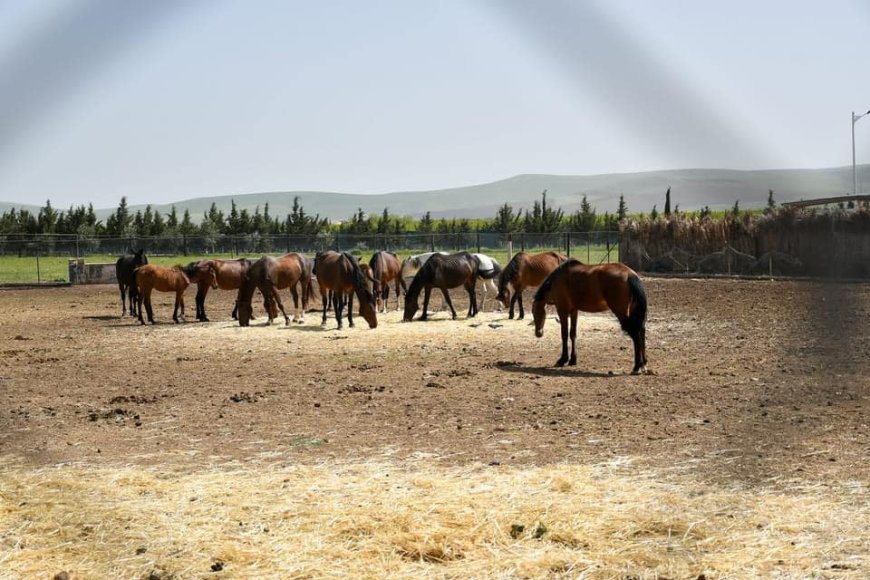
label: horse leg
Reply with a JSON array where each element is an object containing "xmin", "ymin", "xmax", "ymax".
[
  {"xmin": 290, "ymin": 286, "xmax": 300, "ymax": 323},
  {"xmin": 173, "ymin": 292, "xmax": 182, "ymax": 323},
  {"xmin": 555, "ymin": 314, "xmax": 570, "ymax": 367},
  {"xmin": 568, "ymin": 311, "xmax": 578, "ymax": 366},
  {"xmin": 630, "ymin": 324, "xmax": 649, "ymax": 375},
  {"xmin": 347, "ymin": 291, "xmax": 356, "ymax": 327},
  {"xmin": 321, "ymin": 289, "xmax": 329, "ymax": 326},
  {"xmin": 381, "ymin": 285, "xmax": 390, "ymax": 314},
  {"xmin": 421, "ymin": 286, "xmax": 432, "ymax": 321},
  {"xmin": 441, "ymin": 288, "xmax": 457, "ymax": 320},
  {"xmin": 394, "ymin": 279, "xmax": 402, "ymax": 312},
  {"xmin": 119, "ymin": 283, "xmax": 127, "ymax": 317},
  {"xmin": 197, "ymin": 284, "xmax": 209, "ymax": 322},
  {"xmin": 137, "ymin": 288, "xmax": 145, "ymax": 325},
  {"xmin": 272, "ymin": 288, "xmax": 291, "ymax": 326},
  {"xmin": 465, "ymin": 282, "xmax": 476, "ymax": 318},
  {"xmin": 509, "ymin": 289, "xmax": 519, "ymax": 319},
  {"xmin": 518, "ymin": 292, "xmax": 525, "ymax": 320},
  {"xmin": 333, "ymin": 291, "xmax": 343, "ymax": 329},
  {"xmin": 145, "ymin": 289, "xmax": 155, "ymax": 324}
]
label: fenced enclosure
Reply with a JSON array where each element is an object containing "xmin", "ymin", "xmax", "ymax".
[
  {"xmin": 620, "ymin": 210, "xmax": 870, "ymax": 279},
  {"xmin": 0, "ymin": 231, "xmax": 620, "ymax": 284}
]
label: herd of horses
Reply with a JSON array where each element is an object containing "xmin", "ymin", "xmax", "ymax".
[{"xmin": 115, "ymin": 249, "xmax": 650, "ymax": 374}]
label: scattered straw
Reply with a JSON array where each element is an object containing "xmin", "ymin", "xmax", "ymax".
[{"xmin": 1, "ymin": 457, "xmax": 866, "ymax": 579}]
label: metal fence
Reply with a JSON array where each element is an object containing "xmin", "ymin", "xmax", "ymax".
[{"xmin": 0, "ymin": 231, "xmax": 620, "ymax": 284}]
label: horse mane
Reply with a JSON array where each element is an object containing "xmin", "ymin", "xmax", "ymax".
[
  {"xmin": 499, "ymin": 252, "xmax": 525, "ymax": 295},
  {"xmin": 405, "ymin": 254, "xmax": 440, "ymax": 306},
  {"xmin": 533, "ymin": 258, "xmax": 579, "ymax": 302},
  {"xmin": 343, "ymin": 252, "xmax": 374, "ymax": 302}
]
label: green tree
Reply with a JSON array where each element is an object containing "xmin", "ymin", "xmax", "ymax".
[
  {"xmin": 417, "ymin": 211, "xmax": 434, "ymax": 233},
  {"xmin": 732, "ymin": 200, "xmax": 740, "ymax": 217},
  {"xmin": 492, "ymin": 203, "xmax": 522, "ymax": 233},
  {"xmin": 568, "ymin": 194, "xmax": 596, "ymax": 231},
  {"xmin": 616, "ymin": 194, "xmax": 628, "ymax": 221},
  {"xmin": 664, "ymin": 187, "xmax": 671, "ymax": 217},
  {"xmin": 650, "ymin": 205, "xmax": 659, "ymax": 220}
]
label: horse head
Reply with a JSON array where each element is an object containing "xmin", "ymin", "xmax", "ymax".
[{"xmin": 402, "ymin": 292, "xmax": 418, "ymax": 321}]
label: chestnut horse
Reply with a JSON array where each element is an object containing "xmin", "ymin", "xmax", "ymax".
[
  {"xmin": 313, "ymin": 251, "xmax": 378, "ymax": 329},
  {"xmin": 496, "ymin": 251, "xmax": 567, "ymax": 319},
  {"xmin": 532, "ymin": 259, "xmax": 649, "ymax": 374},
  {"xmin": 403, "ymin": 252, "xmax": 480, "ymax": 321},
  {"xmin": 236, "ymin": 253, "xmax": 313, "ymax": 327},
  {"xmin": 368, "ymin": 251, "xmax": 405, "ymax": 313},
  {"xmin": 191, "ymin": 258, "xmax": 255, "ymax": 321},
  {"xmin": 115, "ymin": 248, "xmax": 148, "ymax": 317},
  {"xmin": 135, "ymin": 264, "xmax": 195, "ymax": 325}
]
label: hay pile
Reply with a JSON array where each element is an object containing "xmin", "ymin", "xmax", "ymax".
[{"xmin": 1, "ymin": 456, "xmax": 866, "ymax": 578}]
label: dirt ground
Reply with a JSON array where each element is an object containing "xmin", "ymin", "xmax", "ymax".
[{"xmin": 0, "ymin": 278, "xmax": 868, "ymax": 486}]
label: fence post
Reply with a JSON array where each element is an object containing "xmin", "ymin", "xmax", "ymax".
[
  {"xmin": 507, "ymin": 234, "xmax": 513, "ymax": 261},
  {"xmin": 566, "ymin": 232, "xmax": 571, "ymax": 258},
  {"xmin": 430, "ymin": 234, "xmax": 435, "ymax": 252},
  {"xmin": 36, "ymin": 249, "xmax": 41, "ymax": 284},
  {"xmin": 286, "ymin": 234, "xmax": 291, "ymax": 254},
  {"xmin": 587, "ymin": 237, "xmax": 590, "ymax": 263},
  {"xmin": 476, "ymin": 230, "xmax": 481, "ymax": 253},
  {"xmin": 520, "ymin": 233, "xmax": 525, "ymax": 252}
]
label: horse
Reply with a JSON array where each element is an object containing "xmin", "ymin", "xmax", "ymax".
[
  {"xmin": 473, "ymin": 253, "xmax": 501, "ymax": 311},
  {"xmin": 313, "ymin": 251, "xmax": 378, "ymax": 329},
  {"xmin": 403, "ymin": 252, "xmax": 480, "ymax": 321},
  {"xmin": 236, "ymin": 253, "xmax": 313, "ymax": 327},
  {"xmin": 532, "ymin": 259, "xmax": 649, "ymax": 375},
  {"xmin": 190, "ymin": 258, "xmax": 255, "ymax": 321},
  {"xmin": 115, "ymin": 249, "xmax": 148, "ymax": 317},
  {"xmin": 496, "ymin": 251, "xmax": 568, "ymax": 319},
  {"xmin": 368, "ymin": 251, "xmax": 405, "ymax": 313},
  {"xmin": 400, "ymin": 251, "xmax": 448, "ymax": 280},
  {"xmin": 135, "ymin": 264, "xmax": 191, "ymax": 325}
]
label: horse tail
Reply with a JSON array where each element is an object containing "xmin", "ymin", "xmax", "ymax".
[
  {"xmin": 621, "ymin": 275, "xmax": 648, "ymax": 336},
  {"xmin": 499, "ymin": 253, "xmax": 522, "ymax": 295}
]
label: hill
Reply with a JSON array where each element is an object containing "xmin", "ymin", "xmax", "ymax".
[{"xmin": 3, "ymin": 165, "xmax": 869, "ymax": 222}]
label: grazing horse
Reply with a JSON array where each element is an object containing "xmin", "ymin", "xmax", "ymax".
[
  {"xmin": 236, "ymin": 253, "xmax": 313, "ymax": 327},
  {"xmin": 115, "ymin": 249, "xmax": 148, "ymax": 317},
  {"xmin": 473, "ymin": 253, "xmax": 501, "ymax": 311},
  {"xmin": 532, "ymin": 259, "xmax": 649, "ymax": 374},
  {"xmin": 191, "ymin": 258, "xmax": 255, "ymax": 321},
  {"xmin": 403, "ymin": 252, "xmax": 480, "ymax": 321},
  {"xmin": 135, "ymin": 264, "xmax": 191, "ymax": 325},
  {"xmin": 368, "ymin": 251, "xmax": 405, "ymax": 312},
  {"xmin": 400, "ymin": 251, "xmax": 448, "ymax": 280},
  {"xmin": 496, "ymin": 251, "xmax": 567, "ymax": 319},
  {"xmin": 313, "ymin": 251, "xmax": 378, "ymax": 329}
]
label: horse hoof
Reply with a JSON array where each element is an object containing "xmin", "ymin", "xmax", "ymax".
[
  {"xmin": 568, "ymin": 359, "xmax": 577, "ymax": 366},
  {"xmin": 555, "ymin": 359, "xmax": 567, "ymax": 367}
]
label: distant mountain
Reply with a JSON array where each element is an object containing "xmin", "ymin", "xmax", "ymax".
[{"xmin": 3, "ymin": 165, "xmax": 869, "ymax": 222}]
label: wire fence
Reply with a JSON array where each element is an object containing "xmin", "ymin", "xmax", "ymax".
[{"xmin": 0, "ymin": 231, "xmax": 620, "ymax": 284}]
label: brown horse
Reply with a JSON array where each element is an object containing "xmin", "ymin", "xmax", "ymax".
[
  {"xmin": 313, "ymin": 251, "xmax": 378, "ymax": 329},
  {"xmin": 236, "ymin": 253, "xmax": 313, "ymax": 327},
  {"xmin": 191, "ymin": 258, "xmax": 255, "ymax": 321},
  {"xmin": 368, "ymin": 251, "xmax": 405, "ymax": 313},
  {"xmin": 496, "ymin": 251, "xmax": 568, "ymax": 319},
  {"xmin": 532, "ymin": 259, "xmax": 649, "ymax": 374},
  {"xmin": 136, "ymin": 264, "xmax": 195, "ymax": 325},
  {"xmin": 403, "ymin": 252, "xmax": 479, "ymax": 321}
]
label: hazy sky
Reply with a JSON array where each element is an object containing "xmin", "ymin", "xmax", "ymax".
[{"xmin": 1, "ymin": 0, "xmax": 868, "ymax": 208}]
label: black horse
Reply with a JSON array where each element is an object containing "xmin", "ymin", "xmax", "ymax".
[
  {"xmin": 403, "ymin": 252, "xmax": 480, "ymax": 321},
  {"xmin": 115, "ymin": 248, "xmax": 148, "ymax": 317}
]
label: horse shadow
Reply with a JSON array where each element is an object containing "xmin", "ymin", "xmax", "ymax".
[
  {"xmin": 82, "ymin": 315, "xmax": 122, "ymax": 321},
  {"xmin": 495, "ymin": 364, "xmax": 617, "ymax": 379}
]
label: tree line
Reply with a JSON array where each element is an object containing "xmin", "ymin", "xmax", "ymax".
[{"xmin": 0, "ymin": 187, "xmax": 783, "ymax": 238}]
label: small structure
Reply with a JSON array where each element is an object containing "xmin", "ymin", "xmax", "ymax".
[
  {"xmin": 68, "ymin": 259, "xmax": 118, "ymax": 284},
  {"xmin": 782, "ymin": 194, "xmax": 870, "ymax": 209}
]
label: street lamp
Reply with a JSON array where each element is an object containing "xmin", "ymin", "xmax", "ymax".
[{"xmin": 853, "ymin": 110, "xmax": 870, "ymax": 195}]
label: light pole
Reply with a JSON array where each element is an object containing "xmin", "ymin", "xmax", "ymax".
[{"xmin": 853, "ymin": 110, "xmax": 870, "ymax": 195}]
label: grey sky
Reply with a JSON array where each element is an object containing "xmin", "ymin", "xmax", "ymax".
[{"xmin": 0, "ymin": 0, "xmax": 868, "ymax": 208}]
